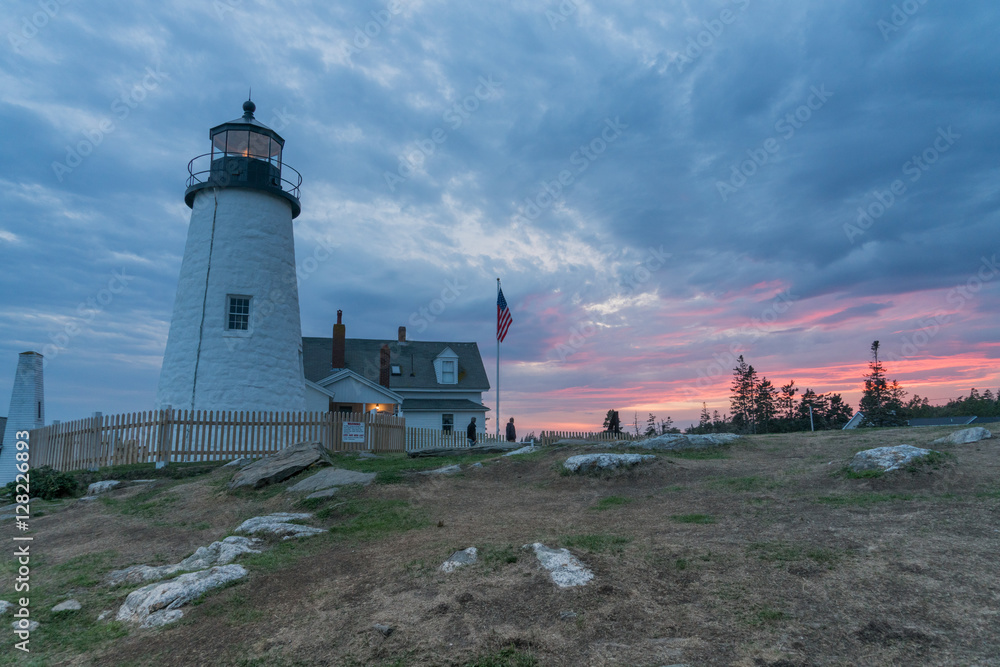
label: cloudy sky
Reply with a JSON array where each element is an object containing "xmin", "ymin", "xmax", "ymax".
[{"xmin": 1, "ymin": 0, "xmax": 998, "ymax": 433}]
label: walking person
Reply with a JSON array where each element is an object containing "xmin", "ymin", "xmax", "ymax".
[
  {"xmin": 466, "ymin": 417, "xmax": 477, "ymax": 446},
  {"xmin": 505, "ymin": 417, "xmax": 517, "ymax": 443}
]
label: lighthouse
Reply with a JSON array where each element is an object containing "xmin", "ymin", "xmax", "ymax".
[{"xmin": 155, "ymin": 100, "xmax": 307, "ymax": 413}]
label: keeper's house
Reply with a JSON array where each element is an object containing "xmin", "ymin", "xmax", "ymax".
[{"xmin": 302, "ymin": 311, "xmax": 490, "ymax": 434}]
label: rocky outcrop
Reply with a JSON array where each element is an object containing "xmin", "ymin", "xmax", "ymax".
[
  {"xmin": 419, "ymin": 464, "xmax": 462, "ymax": 475},
  {"xmin": 234, "ymin": 513, "xmax": 326, "ymax": 539},
  {"xmin": 523, "ymin": 543, "xmax": 594, "ymax": 587},
  {"xmin": 440, "ymin": 547, "xmax": 478, "ymax": 572},
  {"xmin": 563, "ymin": 453, "xmax": 655, "ymax": 473},
  {"xmin": 503, "ymin": 445, "xmax": 538, "ymax": 456},
  {"xmin": 931, "ymin": 427, "xmax": 992, "ymax": 445},
  {"xmin": 116, "ymin": 565, "xmax": 248, "ymax": 628},
  {"xmin": 0, "ymin": 600, "xmax": 13, "ymax": 615},
  {"xmin": 407, "ymin": 443, "xmax": 524, "ymax": 458},
  {"xmin": 849, "ymin": 445, "xmax": 937, "ymax": 473},
  {"xmin": 285, "ymin": 468, "xmax": 376, "ymax": 494},
  {"xmin": 52, "ymin": 600, "xmax": 81, "ymax": 612},
  {"xmin": 87, "ymin": 480, "xmax": 123, "ymax": 495},
  {"xmin": 105, "ymin": 536, "xmax": 262, "ymax": 586},
  {"xmin": 627, "ymin": 433, "xmax": 740, "ymax": 451},
  {"xmin": 227, "ymin": 441, "xmax": 331, "ymax": 490}
]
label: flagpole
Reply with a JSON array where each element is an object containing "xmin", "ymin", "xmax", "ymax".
[{"xmin": 496, "ymin": 277, "xmax": 501, "ymax": 439}]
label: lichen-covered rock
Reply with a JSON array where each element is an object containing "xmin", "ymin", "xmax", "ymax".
[
  {"xmin": 87, "ymin": 480, "xmax": 123, "ymax": 495},
  {"xmin": 440, "ymin": 547, "xmax": 478, "ymax": 572},
  {"xmin": 0, "ymin": 600, "xmax": 13, "ymax": 615},
  {"xmin": 523, "ymin": 543, "xmax": 594, "ymax": 587},
  {"xmin": 285, "ymin": 468, "xmax": 376, "ymax": 493},
  {"xmin": 116, "ymin": 565, "xmax": 248, "ymax": 628},
  {"xmin": 228, "ymin": 441, "xmax": 331, "ymax": 490},
  {"xmin": 503, "ymin": 445, "xmax": 538, "ymax": 456},
  {"xmin": 931, "ymin": 427, "xmax": 992, "ymax": 445},
  {"xmin": 563, "ymin": 453, "xmax": 655, "ymax": 473},
  {"xmin": 234, "ymin": 513, "xmax": 326, "ymax": 539},
  {"xmin": 11, "ymin": 619, "xmax": 39, "ymax": 632},
  {"xmin": 52, "ymin": 600, "xmax": 81, "ymax": 612},
  {"xmin": 628, "ymin": 433, "xmax": 740, "ymax": 451},
  {"xmin": 419, "ymin": 464, "xmax": 462, "ymax": 475},
  {"xmin": 849, "ymin": 445, "xmax": 936, "ymax": 473},
  {"xmin": 106, "ymin": 536, "xmax": 262, "ymax": 586}
]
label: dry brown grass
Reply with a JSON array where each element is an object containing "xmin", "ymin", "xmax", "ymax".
[{"xmin": 3, "ymin": 426, "xmax": 999, "ymax": 666}]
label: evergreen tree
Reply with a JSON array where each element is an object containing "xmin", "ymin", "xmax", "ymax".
[
  {"xmin": 698, "ymin": 403, "xmax": 711, "ymax": 432},
  {"xmin": 825, "ymin": 393, "xmax": 853, "ymax": 427},
  {"xmin": 778, "ymin": 380, "xmax": 798, "ymax": 423},
  {"xmin": 755, "ymin": 377, "xmax": 778, "ymax": 433},
  {"xmin": 645, "ymin": 413, "xmax": 657, "ymax": 437},
  {"xmin": 730, "ymin": 355, "xmax": 758, "ymax": 434},
  {"xmin": 859, "ymin": 341, "xmax": 905, "ymax": 427}
]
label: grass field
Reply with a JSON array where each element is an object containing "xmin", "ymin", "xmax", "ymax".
[{"xmin": 2, "ymin": 425, "xmax": 998, "ymax": 666}]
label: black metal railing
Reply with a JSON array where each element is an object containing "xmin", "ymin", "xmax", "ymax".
[{"xmin": 185, "ymin": 153, "xmax": 302, "ymax": 200}]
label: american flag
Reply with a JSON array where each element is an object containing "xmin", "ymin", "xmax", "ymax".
[{"xmin": 497, "ymin": 286, "xmax": 513, "ymax": 343}]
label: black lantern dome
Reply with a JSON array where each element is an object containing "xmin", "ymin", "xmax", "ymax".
[{"xmin": 184, "ymin": 99, "xmax": 302, "ymax": 218}]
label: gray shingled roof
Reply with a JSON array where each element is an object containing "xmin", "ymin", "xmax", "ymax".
[
  {"xmin": 302, "ymin": 337, "xmax": 490, "ymax": 391},
  {"xmin": 401, "ymin": 399, "xmax": 489, "ymax": 412},
  {"xmin": 907, "ymin": 416, "xmax": 977, "ymax": 426}
]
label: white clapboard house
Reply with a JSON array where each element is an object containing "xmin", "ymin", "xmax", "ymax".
[{"xmin": 302, "ymin": 311, "xmax": 490, "ymax": 435}]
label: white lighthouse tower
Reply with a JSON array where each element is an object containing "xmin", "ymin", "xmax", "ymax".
[
  {"xmin": 0, "ymin": 352, "xmax": 44, "ymax": 485},
  {"xmin": 155, "ymin": 100, "xmax": 306, "ymax": 413}
]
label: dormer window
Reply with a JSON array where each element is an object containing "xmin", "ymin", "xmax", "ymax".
[{"xmin": 433, "ymin": 347, "xmax": 460, "ymax": 384}]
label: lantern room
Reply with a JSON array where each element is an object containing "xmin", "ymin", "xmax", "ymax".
[{"xmin": 184, "ymin": 99, "xmax": 302, "ymax": 218}]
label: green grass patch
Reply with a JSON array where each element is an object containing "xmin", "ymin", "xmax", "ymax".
[
  {"xmin": 320, "ymin": 497, "xmax": 429, "ymax": 540},
  {"xmin": 710, "ymin": 476, "xmax": 780, "ymax": 492},
  {"xmin": 671, "ymin": 513, "xmax": 716, "ymax": 524},
  {"xmin": 838, "ymin": 467, "xmax": 884, "ymax": 479},
  {"xmin": 480, "ymin": 545, "xmax": 520, "ymax": 569},
  {"xmin": 747, "ymin": 541, "xmax": 842, "ymax": 566},
  {"xmin": 815, "ymin": 492, "xmax": 915, "ymax": 507},
  {"xmin": 590, "ymin": 495, "xmax": 633, "ymax": 511},
  {"xmin": 666, "ymin": 448, "xmax": 730, "ymax": 460},
  {"xmin": 744, "ymin": 605, "xmax": 790, "ymax": 626},
  {"xmin": 561, "ymin": 533, "xmax": 631, "ymax": 554},
  {"xmin": 100, "ymin": 486, "xmax": 178, "ymax": 519},
  {"xmin": 906, "ymin": 450, "xmax": 955, "ymax": 472},
  {"xmin": 466, "ymin": 646, "xmax": 539, "ymax": 667},
  {"xmin": 975, "ymin": 485, "xmax": 1000, "ymax": 499},
  {"xmin": 50, "ymin": 550, "xmax": 118, "ymax": 588},
  {"xmin": 70, "ymin": 460, "xmax": 224, "ymax": 487}
]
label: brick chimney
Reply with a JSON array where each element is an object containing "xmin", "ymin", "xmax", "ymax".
[
  {"xmin": 379, "ymin": 344, "xmax": 391, "ymax": 388},
  {"xmin": 332, "ymin": 310, "xmax": 346, "ymax": 369},
  {"xmin": 398, "ymin": 326, "xmax": 406, "ymax": 342}
]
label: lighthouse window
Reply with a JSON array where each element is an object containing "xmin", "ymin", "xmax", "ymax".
[{"xmin": 227, "ymin": 296, "xmax": 251, "ymax": 330}]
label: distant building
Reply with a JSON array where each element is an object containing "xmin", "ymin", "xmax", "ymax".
[
  {"xmin": 302, "ymin": 313, "xmax": 490, "ymax": 434},
  {"xmin": 907, "ymin": 416, "xmax": 977, "ymax": 427},
  {"xmin": 842, "ymin": 412, "xmax": 864, "ymax": 429}
]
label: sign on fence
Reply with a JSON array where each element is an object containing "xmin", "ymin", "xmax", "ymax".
[{"xmin": 341, "ymin": 421, "xmax": 365, "ymax": 443}]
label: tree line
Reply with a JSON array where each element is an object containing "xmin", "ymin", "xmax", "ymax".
[{"xmin": 603, "ymin": 340, "xmax": 999, "ymax": 436}]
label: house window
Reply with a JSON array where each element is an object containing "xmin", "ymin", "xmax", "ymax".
[
  {"xmin": 442, "ymin": 414, "xmax": 454, "ymax": 432},
  {"xmin": 390, "ymin": 364, "xmax": 402, "ymax": 376},
  {"xmin": 442, "ymin": 360, "xmax": 455, "ymax": 384},
  {"xmin": 227, "ymin": 296, "xmax": 251, "ymax": 330},
  {"xmin": 339, "ymin": 405, "xmax": 354, "ymax": 415}
]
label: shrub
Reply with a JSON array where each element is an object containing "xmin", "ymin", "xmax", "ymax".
[{"xmin": 5, "ymin": 465, "xmax": 79, "ymax": 500}]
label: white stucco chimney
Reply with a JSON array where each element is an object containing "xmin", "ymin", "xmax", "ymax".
[{"xmin": 0, "ymin": 351, "xmax": 44, "ymax": 485}]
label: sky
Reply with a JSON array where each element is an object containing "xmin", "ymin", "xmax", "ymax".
[{"xmin": 1, "ymin": 0, "xmax": 998, "ymax": 434}]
